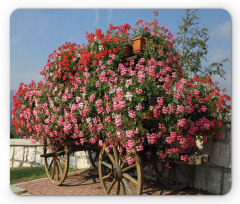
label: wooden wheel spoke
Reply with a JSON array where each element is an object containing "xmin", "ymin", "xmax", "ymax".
[
  {"xmin": 120, "ymin": 181, "xmax": 125, "ymax": 195},
  {"xmin": 47, "ymin": 158, "xmax": 53, "ymax": 171},
  {"xmin": 98, "ymin": 143, "xmax": 142, "ymax": 195},
  {"xmin": 122, "ymin": 178, "xmax": 133, "ymax": 195},
  {"xmin": 122, "ymin": 164, "xmax": 136, "ymax": 173},
  {"xmin": 113, "ymin": 147, "xmax": 119, "ymax": 164},
  {"xmin": 107, "ymin": 152, "xmax": 116, "ymax": 165},
  {"xmin": 55, "ymin": 161, "xmax": 59, "ymax": 180},
  {"xmin": 123, "ymin": 173, "xmax": 138, "ymax": 185},
  {"xmin": 101, "ymin": 161, "xmax": 112, "ymax": 169},
  {"xmin": 56, "ymin": 159, "xmax": 63, "ymax": 177},
  {"xmin": 44, "ymin": 144, "xmax": 69, "ymax": 186},
  {"xmin": 102, "ymin": 173, "xmax": 111, "ymax": 180},
  {"xmin": 121, "ymin": 160, "xmax": 126, "ymax": 168},
  {"xmin": 119, "ymin": 151, "xmax": 122, "ymax": 165},
  {"xmin": 56, "ymin": 150, "xmax": 65, "ymax": 156},
  {"xmin": 51, "ymin": 160, "xmax": 56, "ymax": 179},
  {"xmin": 116, "ymin": 181, "xmax": 120, "ymax": 195},
  {"xmin": 57, "ymin": 156, "xmax": 65, "ymax": 164},
  {"xmin": 107, "ymin": 179, "xmax": 117, "ymax": 194}
]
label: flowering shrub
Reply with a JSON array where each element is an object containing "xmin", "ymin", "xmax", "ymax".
[{"xmin": 12, "ymin": 13, "xmax": 231, "ymax": 164}]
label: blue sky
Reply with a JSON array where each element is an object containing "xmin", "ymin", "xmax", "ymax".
[{"xmin": 10, "ymin": 9, "xmax": 231, "ymax": 97}]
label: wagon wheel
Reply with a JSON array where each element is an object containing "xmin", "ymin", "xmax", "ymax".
[
  {"xmin": 43, "ymin": 143, "xmax": 69, "ymax": 186},
  {"xmin": 87, "ymin": 149, "xmax": 100, "ymax": 171},
  {"xmin": 98, "ymin": 143, "xmax": 143, "ymax": 195},
  {"xmin": 154, "ymin": 162, "xmax": 195, "ymax": 191}
]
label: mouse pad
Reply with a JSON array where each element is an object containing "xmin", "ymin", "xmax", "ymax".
[{"xmin": 10, "ymin": 9, "xmax": 231, "ymax": 195}]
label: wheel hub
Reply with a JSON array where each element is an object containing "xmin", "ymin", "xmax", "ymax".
[{"xmin": 113, "ymin": 165, "xmax": 123, "ymax": 180}]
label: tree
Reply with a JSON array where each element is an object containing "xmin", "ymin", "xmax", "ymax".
[{"xmin": 176, "ymin": 9, "xmax": 228, "ymax": 79}]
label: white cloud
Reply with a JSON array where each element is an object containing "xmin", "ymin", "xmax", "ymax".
[
  {"xmin": 208, "ymin": 48, "xmax": 231, "ymax": 64},
  {"xmin": 211, "ymin": 21, "xmax": 231, "ymax": 39},
  {"xmin": 10, "ymin": 72, "xmax": 44, "ymax": 91}
]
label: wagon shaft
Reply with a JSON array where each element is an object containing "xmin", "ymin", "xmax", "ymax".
[{"xmin": 40, "ymin": 150, "xmax": 65, "ymax": 158}]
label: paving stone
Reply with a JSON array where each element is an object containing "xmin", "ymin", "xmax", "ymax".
[
  {"xmin": 10, "ymin": 185, "xmax": 27, "ymax": 195},
  {"xmin": 16, "ymin": 169, "xmax": 208, "ymax": 195}
]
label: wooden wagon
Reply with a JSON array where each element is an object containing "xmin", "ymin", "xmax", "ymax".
[
  {"xmin": 40, "ymin": 43, "xmax": 209, "ymax": 195},
  {"xmin": 40, "ymin": 123, "xmax": 208, "ymax": 195}
]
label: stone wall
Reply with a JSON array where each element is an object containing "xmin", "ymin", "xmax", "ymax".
[
  {"xmin": 192, "ymin": 113, "xmax": 231, "ymax": 195},
  {"xmin": 10, "ymin": 139, "xmax": 92, "ymax": 169}
]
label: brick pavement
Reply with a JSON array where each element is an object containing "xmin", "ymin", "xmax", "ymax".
[{"xmin": 16, "ymin": 169, "xmax": 208, "ymax": 195}]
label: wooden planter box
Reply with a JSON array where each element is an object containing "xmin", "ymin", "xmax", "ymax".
[
  {"xmin": 131, "ymin": 37, "xmax": 146, "ymax": 54},
  {"xmin": 124, "ymin": 44, "xmax": 133, "ymax": 58}
]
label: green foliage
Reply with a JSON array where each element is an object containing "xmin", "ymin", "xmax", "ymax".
[
  {"xmin": 10, "ymin": 167, "xmax": 78, "ymax": 184},
  {"xmin": 10, "ymin": 125, "xmax": 21, "ymax": 139},
  {"xmin": 176, "ymin": 9, "xmax": 228, "ymax": 79}
]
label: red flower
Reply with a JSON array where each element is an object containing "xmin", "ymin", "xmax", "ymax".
[
  {"xmin": 205, "ymin": 96, "xmax": 210, "ymax": 102},
  {"xmin": 217, "ymin": 134, "xmax": 222, "ymax": 139},
  {"xmin": 217, "ymin": 121, "xmax": 222, "ymax": 128}
]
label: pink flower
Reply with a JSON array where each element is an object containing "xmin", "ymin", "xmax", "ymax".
[
  {"xmin": 98, "ymin": 140, "xmax": 103, "ymax": 147},
  {"xmin": 89, "ymin": 94, "xmax": 95, "ymax": 102},
  {"xmin": 136, "ymin": 88, "xmax": 142, "ymax": 94},
  {"xmin": 180, "ymin": 155, "xmax": 188, "ymax": 162},
  {"xmin": 128, "ymin": 110, "xmax": 136, "ymax": 118},
  {"xmin": 97, "ymin": 124, "xmax": 103, "ymax": 131},
  {"xmin": 193, "ymin": 89, "xmax": 200, "ymax": 95},
  {"xmin": 79, "ymin": 131, "xmax": 84, "ymax": 138},
  {"xmin": 136, "ymin": 103, "xmax": 142, "ymax": 111},
  {"xmin": 125, "ymin": 79, "xmax": 133, "ymax": 88},
  {"xmin": 201, "ymin": 105, "xmax": 207, "ymax": 112},
  {"xmin": 105, "ymin": 147, "xmax": 110, "ymax": 153},
  {"xmin": 136, "ymin": 144, "xmax": 143, "ymax": 151},
  {"xmin": 76, "ymin": 96, "xmax": 81, "ymax": 103},
  {"xmin": 177, "ymin": 118, "xmax": 187, "ymax": 127},
  {"xmin": 117, "ymin": 131, "xmax": 123, "ymax": 138},
  {"xmin": 115, "ymin": 115, "xmax": 122, "ymax": 127},
  {"xmin": 126, "ymin": 130, "xmax": 134, "ymax": 138},
  {"xmin": 95, "ymin": 99, "xmax": 102, "ymax": 108},
  {"xmin": 62, "ymin": 95, "xmax": 68, "ymax": 101},
  {"xmin": 126, "ymin": 156, "xmax": 135, "ymax": 165},
  {"xmin": 95, "ymin": 81, "xmax": 99, "ymax": 87}
]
